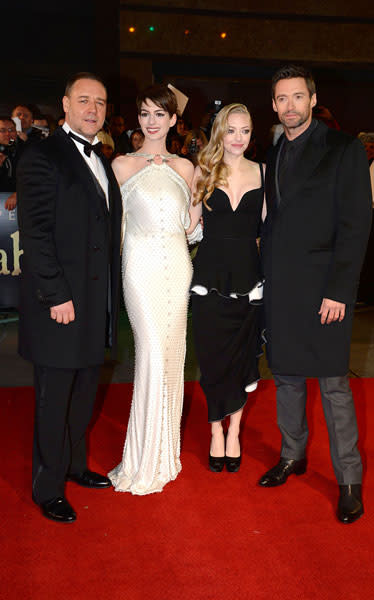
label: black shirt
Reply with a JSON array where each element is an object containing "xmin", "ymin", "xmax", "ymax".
[{"xmin": 278, "ymin": 119, "xmax": 318, "ymax": 197}]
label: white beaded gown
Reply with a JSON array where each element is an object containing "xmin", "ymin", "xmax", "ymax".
[{"xmin": 108, "ymin": 155, "xmax": 192, "ymax": 495}]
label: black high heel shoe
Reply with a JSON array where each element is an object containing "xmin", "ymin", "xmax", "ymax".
[
  {"xmin": 209, "ymin": 454, "xmax": 225, "ymax": 472},
  {"xmin": 225, "ymin": 433, "xmax": 241, "ymax": 472},
  {"xmin": 225, "ymin": 454, "xmax": 241, "ymax": 472},
  {"xmin": 209, "ymin": 430, "xmax": 226, "ymax": 472}
]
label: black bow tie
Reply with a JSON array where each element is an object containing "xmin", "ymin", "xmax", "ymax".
[{"xmin": 68, "ymin": 131, "xmax": 102, "ymax": 157}]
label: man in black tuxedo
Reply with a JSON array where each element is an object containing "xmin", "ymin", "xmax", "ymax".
[
  {"xmin": 17, "ymin": 73, "xmax": 122, "ymax": 523},
  {"xmin": 259, "ymin": 65, "xmax": 372, "ymax": 523}
]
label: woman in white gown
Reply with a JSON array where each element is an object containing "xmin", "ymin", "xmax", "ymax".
[{"xmin": 108, "ymin": 84, "xmax": 194, "ymax": 495}]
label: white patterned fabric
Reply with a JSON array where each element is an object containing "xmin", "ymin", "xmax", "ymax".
[{"xmin": 109, "ymin": 161, "xmax": 192, "ymax": 494}]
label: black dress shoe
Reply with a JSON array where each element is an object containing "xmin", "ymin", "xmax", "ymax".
[
  {"xmin": 40, "ymin": 496, "xmax": 76, "ymax": 523},
  {"xmin": 338, "ymin": 484, "xmax": 364, "ymax": 524},
  {"xmin": 258, "ymin": 457, "xmax": 307, "ymax": 487},
  {"xmin": 225, "ymin": 455, "xmax": 241, "ymax": 472},
  {"xmin": 67, "ymin": 470, "xmax": 112, "ymax": 488},
  {"xmin": 209, "ymin": 455, "xmax": 225, "ymax": 472}
]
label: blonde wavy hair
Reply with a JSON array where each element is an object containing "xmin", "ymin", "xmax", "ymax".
[{"xmin": 194, "ymin": 103, "xmax": 252, "ymax": 209}]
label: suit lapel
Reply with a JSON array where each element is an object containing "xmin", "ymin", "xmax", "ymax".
[
  {"xmin": 100, "ymin": 154, "xmax": 119, "ymax": 218},
  {"xmin": 278, "ymin": 121, "xmax": 329, "ymax": 212},
  {"xmin": 54, "ymin": 128, "xmax": 109, "ymax": 214},
  {"xmin": 265, "ymin": 141, "xmax": 280, "ymax": 216}
]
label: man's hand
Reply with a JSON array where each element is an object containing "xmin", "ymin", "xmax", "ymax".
[
  {"xmin": 0, "ymin": 152, "xmax": 6, "ymax": 167},
  {"xmin": 4, "ymin": 192, "xmax": 17, "ymax": 210},
  {"xmin": 318, "ymin": 298, "xmax": 345, "ymax": 324},
  {"xmin": 17, "ymin": 131, "xmax": 28, "ymax": 142},
  {"xmin": 50, "ymin": 300, "xmax": 75, "ymax": 324}
]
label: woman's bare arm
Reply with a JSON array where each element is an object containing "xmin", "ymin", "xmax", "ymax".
[{"xmin": 186, "ymin": 166, "xmax": 203, "ymax": 234}]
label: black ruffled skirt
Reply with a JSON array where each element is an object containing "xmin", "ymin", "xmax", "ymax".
[{"xmin": 192, "ymin": 292, "xmax": 261, "ymax": 422}]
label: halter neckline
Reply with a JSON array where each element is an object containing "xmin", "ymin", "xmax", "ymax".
[{"xmin": 127, "ymin": 152, "xmax": 179, "ymax": 162}]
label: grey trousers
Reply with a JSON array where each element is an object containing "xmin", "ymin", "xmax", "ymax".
[{"xmin": 274, "ymin": 374, "xmax": 362, "ymax": 485}]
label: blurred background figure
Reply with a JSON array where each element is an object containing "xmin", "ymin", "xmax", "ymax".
[
  {"xmin": 313, "ymin": 104, "xmax": 340, "ymax": 129},
  {"xmin": 11, "ymin": 104, "xmax": 45, "ymax": 143},
  {"xmin": 181, "ymin": 128, "xmax": 208, "ymax": 165},
  {"xmin": 97, "ymin": 129, "xmax": 115, "ymax": 160},
  {"xmin": 0, "ymin": 115, "xmax": 25, "ymax": 209},
  {"xmin": 199, "ymin": 102, "xmax": 217, "ymax": 140},
  {"xmin": 129, "ymin": 128, "xmax": 144, "ymax": 152},
  {"xmin": 176, "ymin": 116, "xmax": 189, "ymax": 143},
  {"xmin": 358, "ymin": 132, "xmax": 374, "ymax": 166},
  {"xmin": 270, "ymin": 123, "xmax": 284, "ymax": 146},
  {"xmin": 32, "ymin": 114, "xmax": 50, "ymax": 138},
  {"xmin": 109, "ymin": 114, "xmax": 131, "ymax": 155},
  {"xmin": 167, "ymin": 134, "xmax": 183, "ymax": 156}
]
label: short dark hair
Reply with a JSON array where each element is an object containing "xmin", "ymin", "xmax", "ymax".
[
  {"xmin": 12, "ymin": 104, "xmax": 33, "ymax": 118},
  {"xmin": 65, "ymin": 72, "xmax": 106, "ymax": 97},
  {"xmin": 136, "ymin": 84, "xmax": 178, "ymax": 117},
  {"xmin": 272, "ymin": 65, "xmax": 316, "ymax": 99},
  {"xmin": 0, "ymin": 115, "xmax": 14, "ymax": 123}
]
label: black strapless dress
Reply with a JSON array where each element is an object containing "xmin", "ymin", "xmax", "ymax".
[{"xmin": 191, "ymin": 163, "xmax": 264, "ymax": 422}]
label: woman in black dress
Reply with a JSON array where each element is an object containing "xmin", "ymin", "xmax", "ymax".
[{"xmin": 187, "ymin": 103, "xmax": 265, "ymax": 472}]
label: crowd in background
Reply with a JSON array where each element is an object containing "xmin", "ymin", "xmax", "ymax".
[{"xmin": 1, "ymin": 99, "xmax": 373, "ymax": 210}]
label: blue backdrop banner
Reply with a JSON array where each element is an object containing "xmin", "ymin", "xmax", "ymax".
[{"xmin": 0, "ymin": 192, "xmax": 22, "ymax": 308}]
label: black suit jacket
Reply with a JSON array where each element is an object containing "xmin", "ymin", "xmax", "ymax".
[
  {"xmin": 262, "ymin": 121, "xmax": 372, "ymax": 376},
  {"xmin": 17, "ymin": 127, "xmax": 122, "ymax": 368}
]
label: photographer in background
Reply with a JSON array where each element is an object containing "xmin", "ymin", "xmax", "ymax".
[
  {"xmin": 0, "ymin": 116, "xmax": 24, "ymax": 209},
  {"xmin": 11, "ymin": 104, "xmax": 44, "ymax": 144},
  {"xmin": 199, "ymin": 100, "xmax": 222, "ymax": 140},
  {"xmin": 181, "ymin": 128, "xmax": 208, "ymax": 166}
]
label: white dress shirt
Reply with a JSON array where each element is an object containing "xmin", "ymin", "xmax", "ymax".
[{"xmin": 62, "ymin": 122, "xmax": 109, "ymax": 208}]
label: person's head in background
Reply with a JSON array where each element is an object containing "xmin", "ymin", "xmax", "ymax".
[
  {"xmin": 109, "ymin": 115, "xmax": 126, "ymax": 139},
  {"xmin": 167, "ymin": 134, "xmax": 182, "ymax": 155},
  {"xmin": 0, "ymin": 117, "xmax": 17, "ymax": 146},
  {"xmin": 97, "ymin": 130, "xmax": 115, "ymax": 160},
  {"xmin": 12, "ymin": 105, "xmax": 33, "ymax": 132},
  {"xmin": 176, "ymin": 116, "xmax": 189, "ymax": 138},
  {"xmin": 33, "ymin": 114, "xmax": 50, "ymax": 137},
  {"xmin": 130, "ymin": 129, "xmax": 144, "ymax": 152},
  {"xmin": 358, "ymin": 133, "xmax": 374, "ymax": 163}
]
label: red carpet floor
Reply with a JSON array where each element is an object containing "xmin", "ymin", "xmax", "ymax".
[{"xmin": 1, "ymin": 379, "xmax": 373, "ymax": 600}]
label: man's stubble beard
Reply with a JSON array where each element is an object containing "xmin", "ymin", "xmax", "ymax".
[{"xmin": 280, "ymin": 111, "xmax": 310, "ymax": 131}]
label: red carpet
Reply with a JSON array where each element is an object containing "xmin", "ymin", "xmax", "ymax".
[{"xmin": 1, "ymin": 379, "xmax": 373, "ymax": 600}]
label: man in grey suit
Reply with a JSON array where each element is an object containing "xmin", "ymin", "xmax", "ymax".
[{"xmin": 260, "ymin": 65, "xmax": 372, "ymax": 523}]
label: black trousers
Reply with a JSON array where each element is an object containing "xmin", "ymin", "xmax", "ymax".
[{"xmin": 32, "ymin": 365, "xmax": 100, "ymax": 504}]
